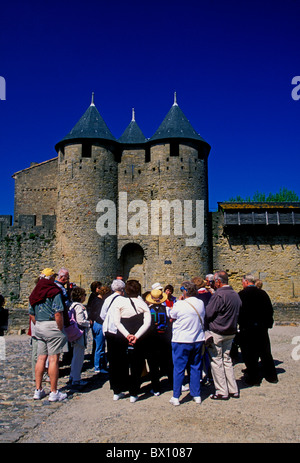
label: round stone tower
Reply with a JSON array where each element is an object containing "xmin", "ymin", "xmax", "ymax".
[
  {"xmin": 118, "ymin": 108, "xmax": 148, "ymax": 288},
  {"xmin": 118, "ymin": 94, "xmax": 211, "ymax": 292},
  {"xmin": 55, "ymin": 94, "xmax": 119, "ymax": 288}
]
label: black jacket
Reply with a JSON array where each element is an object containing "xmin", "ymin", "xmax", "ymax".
[
  {"xmin": 87, "ymin": 293, "xmax": 104, "ymax": 324},
  {"xmin": 238, "ymin": 286, "xmax": 274, "ymax": 330}
]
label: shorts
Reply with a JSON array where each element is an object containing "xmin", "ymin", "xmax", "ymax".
[{"xmin": 35, "ymin": 321, "xmax": 68, "ymax": 356}]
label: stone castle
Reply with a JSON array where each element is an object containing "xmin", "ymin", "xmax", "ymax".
[{"xmin": 0, "ymin": 94, "xmax": 299, "ymax": 308}]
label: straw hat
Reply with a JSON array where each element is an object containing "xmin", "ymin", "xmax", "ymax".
[
  {"xmin": 41, "ymin": 268, "xmax": 56, "ymax": 277},
  {"xmin": 146, "ymin": 289, "xmax": 168, "ymax": 304}
]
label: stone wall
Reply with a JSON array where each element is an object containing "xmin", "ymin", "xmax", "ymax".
[
  {"xmin": 2, "ymin": 144, "xmax": 300, "ymax": 310},
  {"xmin": 212, "ymin": 211, "xmax": 300, "ymax": 306},
  {"xmin": 13, "ymin": 158, "xmax": 58, "ymax": 226},
  {"xmin": 117, "ymin": 141, "xmax": 211, "ymax": 294},
  {"xmin": 0, "ymin": 219, "xmax": 56, "ymax": 307},
  {"xmin": 55, "ymin": 142, "xmax": 118, "ymax": 291}
]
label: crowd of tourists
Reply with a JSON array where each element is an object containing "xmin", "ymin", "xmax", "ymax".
[{"xmin": 28, "ymin": 267, "xmax": 278, "ymax": 404}]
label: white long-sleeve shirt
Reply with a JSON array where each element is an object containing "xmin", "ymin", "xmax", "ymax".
[
  {"xmin": 169, "ymin": 297, "xmax": 205, "ymax": 343},
  {"xmin": 114, "ymin": 296, "xmax": 151, "ymax": 340},
  {"xmin": 101, "ymin": 292, "xmax": 126, "ymax": 335}
]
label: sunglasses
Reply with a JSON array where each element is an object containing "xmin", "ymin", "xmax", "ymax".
[{"xmin": 180, "ymin": 286, "xmax": 187, "ymax": 292}]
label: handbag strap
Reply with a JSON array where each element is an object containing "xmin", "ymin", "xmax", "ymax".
[
  {"xmin": 69, "ymin": 302, "xmax": 79, "ymax": 318},
  {"xmin": 129, "ymin": 298, "xmax": 138, "ymax": 314},
  {"xmin": 185, "ymin": 300, "xmax": 204, "ymax": 330},
  {"xmin": 107, "ymin": 294, "xmax": 120, "ymax": 310}
]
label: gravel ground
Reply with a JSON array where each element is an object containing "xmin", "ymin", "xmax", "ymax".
[{"xmin": 4, "ymin": 323, "xmax": 298, "ymax": 445}]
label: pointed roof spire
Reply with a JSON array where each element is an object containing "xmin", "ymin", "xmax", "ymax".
[
  {"xmin": 119, "ymin": 108, "xmax": 147, "ymax": 144},
  {"xmin": 149, "ymin": 94, "xmax": 211, "ymax": 153},
  {"xmin": 91, "ymin": 92, "xmax": 95, "ymax": 106},
  {"xmin": 173, "ymin": 91, "xmax": 178, "ymax": 106},
  {"xmin": 55, "ymin": 97, "xmax": 117, "ymax": 151}
]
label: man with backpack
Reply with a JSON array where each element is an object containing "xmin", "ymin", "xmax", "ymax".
[{"xmin": 144, "ymin": 288, "xmax": 173, "ymax": 396}]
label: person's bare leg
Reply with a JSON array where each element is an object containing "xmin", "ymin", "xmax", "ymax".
[
  {"xmin": 35, "ymin": 354, "xmax": 47, "ymax": 390},
  {"xmin": 48, "ymin": 354, "xmax": 60, "ymax": 392}
]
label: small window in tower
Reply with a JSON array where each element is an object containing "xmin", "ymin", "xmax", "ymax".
[
  {"xmin": 59, "ymin": 147, "xmax": 65, "ymax": 162},
  {"xmin": 82, "ymin": 143, "xmax": 92, "ymax": 158},
  {"xmin": 170, "ymin": 142, "xmax": 179, "ymax": 157}
]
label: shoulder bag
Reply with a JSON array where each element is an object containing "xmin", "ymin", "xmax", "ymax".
[
  {"xmin": 185, "ymin": 300, "xmax": 214, "ymax": 347},
  {"xmin": 64, "ymin": 303, "xmax": 84, "ymax": 342},
  {"xmin": 118, "ymin": 298, "xmax": 144, "ymax": 338}
]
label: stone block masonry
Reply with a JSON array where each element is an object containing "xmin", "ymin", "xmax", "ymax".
[
  {"xmin": 0, "ymin": 218, "xmax": 57, "ymax": 307},
  {"xmin": 1, "ymin": 97, "xmax": 299, "ymax": 313},
  {"xmin": 212, "ymin": 210, "xmax": 300, "ymax": 306},
  {"xmin": 12, "ymin": 158, "xmax": 58, "ymax": 227}
]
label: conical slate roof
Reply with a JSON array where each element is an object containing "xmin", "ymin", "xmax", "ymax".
[
  {"xmin": 55, "ymin": 94, "xmax": 117, "ymax": 151},
  {"xmin": 150, "ymin": 93, "xmax": 209, "ymax": 147},
  {"xmin": 119, "ymin": 109, "xmax": 147, "ymax": 144}
]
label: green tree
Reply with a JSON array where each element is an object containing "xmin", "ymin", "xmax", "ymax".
[{"xmin": 228, "ymin": 188, "xmax": 299, "ymax": 202}]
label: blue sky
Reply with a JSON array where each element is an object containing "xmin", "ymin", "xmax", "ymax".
[{"xmin": 0, "ymin": 0, "xmax": 299, "ymax": 215}]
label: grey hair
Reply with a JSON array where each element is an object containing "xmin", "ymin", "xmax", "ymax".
[
  {"xmin": 243, "ymin": 274, "xmax": 256, "ymax": 283},
  {"xmin": 214, "ymin": 271, "xmax": 229, "ymax": 285},
  {"xmin": 39, "ymin": 273, "xmax": 53, "ymax": 280},
  {"xmin": 181, "ymin": 280, "xmax": 198, "ymax": 297},
  {"xmin": 58, "ymin": 267, "xmax": 69, "ymax": 278},
  {"xmin": 111, "ymin": 279, "xmax": 125, "ymax": 292}
]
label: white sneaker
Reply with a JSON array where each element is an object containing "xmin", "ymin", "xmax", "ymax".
[
  {"xmin": 113, "ymin": 392, "xmax": 125, "ymax": 401},
  {"xmin": 49, "ymin": 390, "xmax": 67, "ymax": 402},
  {"xmin": 130, "ymin": 395, "xmax": 138, "ymax": 403},
  {"xmin": 193, "ymin": 396, "xmax": 201, "ymax": 404},
  {"xmin": 33, "ymin": 389, "xmax": 46, "ymax": 400},
  {"xmin": 169, "ymin": 397, "xmax": 180, "ymax": 406},
  {"xmin": 181, "ymin": 384, "xmax": 189, "ymax": 392},
  {"xmin": 150, "ymin": 389, "xmax": 160, "ymax": 396}
]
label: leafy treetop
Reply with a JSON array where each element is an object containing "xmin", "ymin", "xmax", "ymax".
[{"xmin": 228, "ymin": 188, "xmax": 299, "ymax": 202}]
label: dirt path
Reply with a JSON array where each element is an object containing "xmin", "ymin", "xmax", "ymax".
[{"xmin": 18, "ymin": 325, "xmax": 299, "ymax": 444}]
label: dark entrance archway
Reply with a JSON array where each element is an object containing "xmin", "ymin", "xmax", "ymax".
[{"xmin": 119, "ymin": 243, "xmax": 146, "ymax": 289}]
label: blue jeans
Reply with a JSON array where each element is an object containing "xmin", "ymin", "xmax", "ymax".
[
  {"xmin": 172, "ymin": 341, "xmax": 204, "ymax": 399},
  {"xmin": 92, "ymin": 322, "xmax": 106, "ymax": 371}
]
